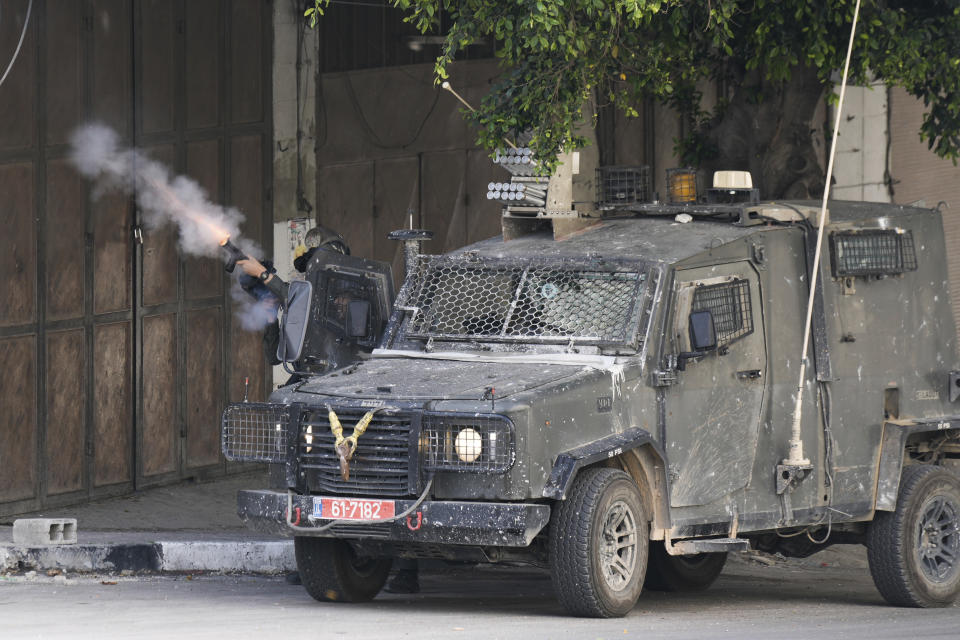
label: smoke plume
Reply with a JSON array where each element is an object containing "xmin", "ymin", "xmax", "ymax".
[
  {"xmin": 71, "ymin": 123, "xmax": 276, "ymax": 331},
  {"xmin": 230, "ymin": 282, "xmax": 280, "ymax": 332},
  {"xmin": 69, "ymin": 123, "xmax": 258, "ymax": 258}
]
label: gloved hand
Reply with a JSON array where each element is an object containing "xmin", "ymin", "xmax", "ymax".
[{"xmin": 293, "ymin": 247, "xmax": 317, "ymax": 273}]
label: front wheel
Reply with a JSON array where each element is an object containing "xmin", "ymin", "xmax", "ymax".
[
  {"xmin": 549, "ymin": 467, "xmax": 648, "ymax": 618},
  {"xmin": 295, "ymin": 537, "xmax": 392, "ymax": 602},
  {"xmin": 644, "ymin": 543, "xmax": 726, "ymax": 592},
  {"xmin": 867, "ymin": 465, "xmax": 960, "ymax": 607}
]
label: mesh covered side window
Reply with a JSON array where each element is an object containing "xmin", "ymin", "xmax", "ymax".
[
  {"xmin": 829, "ymin": 229, "xmax": 918, "ymax": 277},
  {"xmin": 690, "ymin": 279, "xmax": 753, "ymax": 346}
]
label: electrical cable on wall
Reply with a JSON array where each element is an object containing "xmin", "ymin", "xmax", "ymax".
[
  {"xmin": 293, "ymin": 0, "xmax": 313, "ymax": 213},
  {"xmin": 0, "ymin": 0, "xmax": 32, "ymax": 90},
  {"xmin": 344, "ymin": 72, "xmax": 440, "ymax": 150}
]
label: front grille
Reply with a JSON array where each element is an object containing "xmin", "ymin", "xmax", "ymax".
[
  {"xmin": 299, "ymin": 409, "xmax": 413, "ymax": 497},
  {"xmin": 221, "ymin": 402, "xmax": 289, "ymax": 463}
]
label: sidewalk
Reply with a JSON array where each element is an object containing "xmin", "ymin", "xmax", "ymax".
[{"xmin": 0, "ymin": 471, "xmax": 295, "ymax": 575}]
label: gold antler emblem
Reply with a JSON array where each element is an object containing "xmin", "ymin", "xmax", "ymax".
[{"xmin": 328, "ymin": 407, "xmax": 378, "ymax": 481}]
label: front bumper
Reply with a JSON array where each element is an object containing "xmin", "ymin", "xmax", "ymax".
[{"xmin": 237, "ymin": 489, "xmax": 551, "ymax": 547}]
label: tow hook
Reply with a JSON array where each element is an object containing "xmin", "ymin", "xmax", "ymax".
[
  {"xmin": 406, "ymin": 511, "xmax": 423, "ymax": 531},
  {"xmin": 288, "ymin": 506, "xmax": 301, "ymax": 526}
]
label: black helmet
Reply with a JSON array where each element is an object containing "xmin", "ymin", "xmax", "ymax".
[
  {"xmin": 304, "ymin": 225, "xmax": 350, "ymax": 255},
  {"xmin": 295, "ymin": 225, "xmax": 350, "ymax": 272}
]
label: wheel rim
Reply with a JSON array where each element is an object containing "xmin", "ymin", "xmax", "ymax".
[
  {"xmin": 599, "ymin": 499, "xmax": 638, "ymax": 592},
  {"xmin": 915, "ymin": 493, "xmax": 960, "ymax": 584}
]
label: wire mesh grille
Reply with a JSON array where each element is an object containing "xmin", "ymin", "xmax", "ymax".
[
  {"xmin": 829, "ymin": 230, "xmax": 918, "ymax": 277},
  {"xmin": 597, "ymin": 166, "xmax": 652, "ymax": 206},
  {"xmin": 221, "ymin": 403, "xmax": 290, "ymax": 463},
  {"xmin": 690, "ymin": 279, "xmax": 753, "ymax": 346},
  {"xmin": 399, "ymin": 258, "xmax": 646, "ymax": 345},
  {"xmin": 299, "ymin": 409, "xmax": 413, "ymax": 497},
  {"xmin": 421, "ymin": 414, "xmax": 514, "ymax": 473}
]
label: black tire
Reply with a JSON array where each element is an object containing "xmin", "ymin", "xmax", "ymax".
[
  {"xmin": 549, "ymin": 467, "xmax": 649, "ymax": 618},
  {"xmin": 867, "ymin": 464, "xmax": 960, "ymax": 607},
  {"xmin": 644, "ymin": 542, "xmax": 726, "ymax": 592},
  {"xmin": 294, "ymin": 537, "xmax": 392, "ymax": 603}
]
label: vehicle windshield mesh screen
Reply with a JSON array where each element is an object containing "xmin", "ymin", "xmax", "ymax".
[
  {"xmin": 830, "ymin": 229, "xmax": 918, "ymax": 277},
  {"xmin": 690, "ymin": 279, "xmax": 753, "ymax": 346},
  {"xmin": 397, "ymin": 257, "xmax": 646, "ymax": 345}
]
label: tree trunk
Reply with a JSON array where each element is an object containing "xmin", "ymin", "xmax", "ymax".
[{"xmin": 700, "ymin": 64, "xmax": 827, "ymax": 200}]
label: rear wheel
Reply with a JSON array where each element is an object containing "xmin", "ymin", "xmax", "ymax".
[
  {"xmin": 549, "ymin": 467, "xmax": 648, "ymax": 618},
  {"xmin": 644, "ymin": 542, "xmax": 727, "ymax": 592},
  {"xmin": 867, "ymin": 465, "xmax": 960, "ymax": 607},
  {"xmin": 295, "ymin": 537, "xmax": 392, "ymax": 602}
]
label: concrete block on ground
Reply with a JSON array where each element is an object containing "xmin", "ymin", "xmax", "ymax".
[{"xmin": 13, "ymin": 519, "xmax": 78, "ymax": 546}]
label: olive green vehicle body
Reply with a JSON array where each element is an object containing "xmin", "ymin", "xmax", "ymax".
[{"xmin": 231, "ymin": 200, "xmax": 960, "ymax": 556}]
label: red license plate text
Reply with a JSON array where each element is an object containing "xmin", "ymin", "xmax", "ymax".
[{"xmin": 317, "ymin": 497, "xmax": 395, "ymax": 521}]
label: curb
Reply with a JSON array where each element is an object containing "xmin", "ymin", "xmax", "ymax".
[{"xmin": 0, "ymin": 540, "xmax": 295, "ymax": 574}]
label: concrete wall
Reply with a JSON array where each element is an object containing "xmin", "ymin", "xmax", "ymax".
[
  {"xmin": 273, "ymin": 1, "xmax": 319, "ymax": 224},
  {"xmin": 832, "ymin": 81, "xmax": 891, "ymax": 202}
]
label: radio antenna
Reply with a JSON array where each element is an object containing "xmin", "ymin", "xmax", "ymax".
[
  {"xmin": 441, "ymin": 81, "xmax": 518, "ymax": 150},
  {"xmin": 785, "ymin": 0, "xmax": 862, "ymax": 467}
]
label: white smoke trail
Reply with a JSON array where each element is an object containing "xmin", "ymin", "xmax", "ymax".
[
  {"xmin": 70, "ymin": 123, "xmax": 275, "ymax": 331},
  {"xmin": 69, "ymin": 123, "xmax": 258, "ymax": 258}
]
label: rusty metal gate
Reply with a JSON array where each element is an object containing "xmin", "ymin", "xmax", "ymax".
[{"xmin": 0, "ymin": 0, "xmax": 272, "ymax": 516}]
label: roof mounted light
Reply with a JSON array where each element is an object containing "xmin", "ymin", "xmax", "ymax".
[
  {"xmin": 713, "ymin": 171, "xmax": 753, "ymax": 190},
  {"xmin": 666, "ymin": 168, "xmax": 698, "ymax": 204},
  {"xmin": 707, "ymin": 170, "xmax": 758, "ymax": 205}
]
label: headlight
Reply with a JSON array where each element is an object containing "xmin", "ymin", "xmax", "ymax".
[
  {"xmin": 422, "ymin": 414, "xmax": 514, "ymax": 473},
  {"xmin": 454, "ymin": 428, "xmax": 482, "ymax": 462}
]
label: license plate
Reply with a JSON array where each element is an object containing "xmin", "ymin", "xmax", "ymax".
[{"xmin": 313, "ymin": 497, "xmax": 395, "ymax": 521}]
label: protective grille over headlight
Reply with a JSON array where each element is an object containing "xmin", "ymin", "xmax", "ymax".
[
  {"xmin": 421, "ymin": 413, "xmax": 514, "ymax": 473},
  {"xmin": 221, "ymin": 402, "xmax": 290, "ymax": 463}
]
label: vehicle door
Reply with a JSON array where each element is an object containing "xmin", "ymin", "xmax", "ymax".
[{"xmin": 664, "ymin": 261, "xmax": 767, "ymax": 508}]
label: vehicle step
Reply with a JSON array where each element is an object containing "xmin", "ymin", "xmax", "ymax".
[{"xmin": 670, "ymin": 537, "xmax": 750, "ymax": 555}]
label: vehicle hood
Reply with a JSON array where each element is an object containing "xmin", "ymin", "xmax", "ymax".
[{"xmin": 295, "ymin": 351, "xmax": 616, "ymax": 401}]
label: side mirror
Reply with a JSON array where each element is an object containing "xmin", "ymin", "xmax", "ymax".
[
  {"xmin": 688, "ymin": 310, "xmax": 717, "ymax": 351},
  {"xmin": 278, "ymin": 280, "xmax": 313, "ymax": 363},
  {"xmin": 346, "ymin": 300, "xmax": 370, "ymax": 338},
  {"xmin": 677, "ymin": 310, "xmax": 717, "ymax": 371}
]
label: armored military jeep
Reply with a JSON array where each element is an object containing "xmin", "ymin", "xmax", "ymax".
[{"xmin": 223, "ymin": 200, "xmax": 960, "ymax": 617}]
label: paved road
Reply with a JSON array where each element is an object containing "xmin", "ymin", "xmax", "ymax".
[{"xmin": 2, "ymin": 548, "xmax": 959, "ymax": 639}]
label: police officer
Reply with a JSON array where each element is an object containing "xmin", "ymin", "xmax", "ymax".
[{"xmin": 237, "ymin": 225, "xmax": 350, "ymax": 369}]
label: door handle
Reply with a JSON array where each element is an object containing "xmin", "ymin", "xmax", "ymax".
[{"xmin": 736, "ymin": 369, "xmax": 762, "ymax": 380}]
